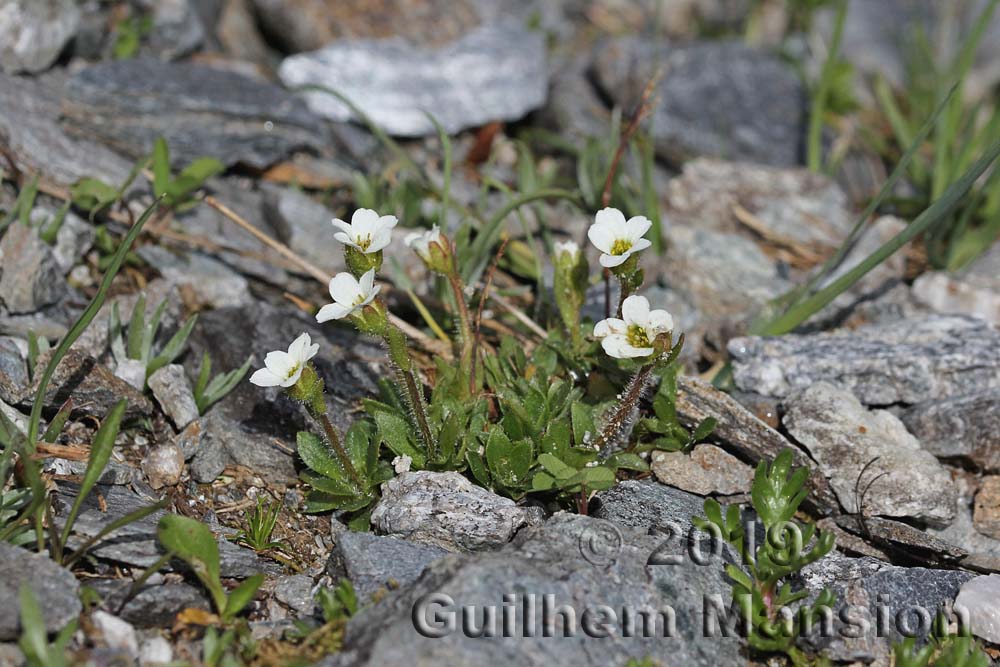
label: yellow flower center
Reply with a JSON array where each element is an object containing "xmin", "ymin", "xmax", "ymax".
[
  {"xmin": 610, "ymin": 238, "xmax": 632, "ymax": 256},
  {"xmin": 352, "ymin": 294, "xmax": 367, "ymax": 307},
  {"xmin": 356, "ymin": 234, "xmax": 373, "ymax": 252},
  {"xmin": 626, "ymin": 324, "xmax": 650, "ymax": 349},
  {"xmin": 285, "ymin": 362, "xmax": 301, "ymax": 380}
]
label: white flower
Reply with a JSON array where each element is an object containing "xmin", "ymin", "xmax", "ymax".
[
  {"xmin": 593, "ymin": 295, "xmax": 673, "ymax": 359},
  {"xmin": 553, "ymin": 240, "xmax": 580, "ymax": 261},
  {"xmin": 249, "ymin": 333, "xmax": 319, "ymax": 387},
  {"xmin": 404, "ymin": 225, "xmax": 443, "ymax": 260},
  {"xmin": 586, "ymin": 207, "xmax": 652, "ymax": 268},
  {"xmin": 316, "ymin": 269, "xmax": 381, "ymax": 322},
  {"xmin": 331, "ymin": 209, "xmax": 398, "ymax": 254},
  {"xmin": 392, "ymin": 455, "xmax": 412, "ymax": 474}
]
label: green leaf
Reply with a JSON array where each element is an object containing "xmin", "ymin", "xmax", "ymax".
[
  {"xmin": 484, "ymin": 429, "xmax": 531, "ymax": 488},
  {"xmin": 222, "ymin": 573, "xmax": 264, "ymax": 621},
  {"xmin": 580, "ymin": 466, "xmax": 616, "ymax": 490},
  {"xmin": 372, "ymin": 411, "xmax": 425, "ymax": 468},
  {"xmin": 59, "ymin": 400, "xmax": 127, "ymax": 549},
  {"xmin": 157, "ymin": 514, "xmax": 225, "ymax": 613},
  {"xmin": 571, "ymin": 402, "xmax": 596, "ymax": 448},
  {"xmin": 690, "ymin": 417, "xmax": 717, "ymax": 443},
  {"xmin": 70, "ymin": 177, "xmax": 119, "ymax": 217},
  {"xmin": 297, "ymin": 431, "xmax": 347, "ymax": 483},
  {"xmin": 537, "ymin": 452, "xmax": 576, "ymax": 480},
  {"xmin": 152, "ymin": 138, "xmax": 171, "ymax": 199},
  {"xmin": 126, "ymin": 293, "xmax": 146, "ymax": 360},
  {"xmin": 606, "ymin": 452, "xmax": 648, "ymax": 472},
  {"xmin": 147, "ymin": 314, "xmax": 197, "ymax": 379}
]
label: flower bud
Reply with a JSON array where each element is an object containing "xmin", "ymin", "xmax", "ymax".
[{"xmin": 405, "ymin": 225, "xmax": 452, "ymax": 275}]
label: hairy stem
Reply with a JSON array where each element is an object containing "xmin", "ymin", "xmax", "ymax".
[
  {"xmin": 385, "ymin": 325, "xmax": 436, "ymax": 460},
  {"xmin": 318, "ymin": 412, "xmax": 364, "ymax": 490},
  {"xmin": 593, "ymin": 363, "xmax": 654, "ymax": 456},
  {"xmin": 447, "ymin": 271, "xmax": 475, "ymax": 393}
]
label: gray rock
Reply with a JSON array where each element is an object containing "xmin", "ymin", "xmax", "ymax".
[
  {"xmin": 673, "ymin": 375, "xmax": 840, "ymax": 513},
  {"xmin": 799, "ymin": 551, "xmax": 974, "ymax": 662},
  {"xmin": 50, "ymin": 208, "xmax": 95, "ymax": 274},
  {"xmin": 261, "ymin": 186, "xmax": 344, "ymax": 276},
  {"xmin": 321, "ymin": 514, "xmax": 743, "ymax": 667},
  {"xmin": 664, "ymin": 224, "xmax": 792, "ymax": 324},
  {"xmin": 912, "ymin": 242, "xmax": 1000, "ymax": 326},
  {"xmin": 113, "ymin": 357, "xmax": 147, "ymax": 392},
  {"xmin": 665, "ymin": 158, "xmax": 852, "ymax": 249},
  {"xmin": 32, "ymin": 348, "xmax": 152, "ymax": 419},
  {"xmin": 955, "ymin": 574, "xmax": 1000, "ymax": 644},
  {"xmin": 0, "ymin": 0, "xmax": 80, "ymax": 73},
  {"xmin": 91, "ymin": 579, "xmax": 210, "ymax": 628},
  {"xmin": 0, "ymin": 72, "xmax": 133, "ymax": 188},
  {"xmin": 141, "ymin": 442, "xmax": 185, "ymax": 489},
  {"xmin": 593, "ymin": 38, "xmax": 805, "ymax": 166},
  {"xmin": 137, "ymin": 246, "xmax": 252, "ymax": 309},
  {"xmin": 148, "ymin": 364, "xmax": 199, "ymax": 429},
  {"xmin": 55, "ymin": 484, "xmax": 275, "ymax": 577},
  {"xmin": 0, "ymin": 223, "xmax": 67, "ymax": 315},
  {"xmin": 279, "ymin": 23, "xmax": 548, "ymax": 137},
  {"xmin": 592, "ymin": 479, "xmax": 707, "ymax": 536},
  {"xmin": 651, "ymin": 445, "xmax": 753, "ymax": 496},
  {"xmin": 329, "ymin": 531, "xmax": 448, "ymax": 604},
  {"xmin": 729, "ymin": 315, "xmax": 1000, "ymax": 405},
  {"xmin": 832, "ymin": 515, "xmax": 968, "ymax": 566},
  {"xmin": 930, "ymin": 492, "xmax": 1000, "ymax": 564},
  {"xmin": 370, "ymin": 471, "xmax": 544, "ymax": 552},
  {"xmin": 183, "ymin": 412, "xmax": 295, "ymax": 484},
  {"xmin": 274, "ymin": 575, "xmax": 316, "ymax": 617},
  {"xmin": 63, "ymin": 59, "xmax": 329, "ymax": 169},
  {"xmin": 0, "ymin": 337, "xmax": 28, "ymax": 405},
  {"xmin": 45, "ymin": 457, "xmax": 135, "ymax": 486},
  {"xmin": 0, "ymin": 542, "xmax": 81, "ymax": 640},
  {"xmin": 784, "ymin": 382, "xmax": 956, "ymax": 525},
  {"xmin": 901, "ymin": 391, "xmax": 1000, "ymax": 470},
  {"xmin": 136, "ymin": 0, "xmax": 205, "ymax": 60}
]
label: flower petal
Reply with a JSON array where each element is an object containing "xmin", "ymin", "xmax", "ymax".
[
  {"xmin": 593, "ymin": 317, "xmax": 626, "ymax": 338},
  {"xmin": 587, "ymin": 221, "xmax": 615, "ymax": 254},
  {"xmin": 249, "ymin": 367, "xmax": 282, "ymax": 387},
  {"xmin": 316, "ymin": 302, "xmax": 352, "ymax": 322},
  {"xmin": 630, "ymin": 238, "xmax": 652, "ymax": 254},
  {"xmin": 599, "ymin": 252, "xmax": 628, "ymax": 268},
  {"xmin": 351, "ymin": 208, "xmax": 381, "ymax": 236},
  {"xmin": 359, "ymin": 268, "xmax": 377, "ymax": 296},
  {"xmin": 328, "ymin": 272, "xmax": 361, "ymax": 304},
  {"xmin": 647, "ymin": 309, "xmax": 674, "ymax": 337},
  {"xmin": 626, "ymin": 216, "xmax": 652, "ymax": 242},
  {"xmin": 263, "ymin": 350, "xmax": 292, "ymax": 376},
  {"xmin": 331, "ymin": 218, "xmax": 353, "ymax": 236},
  {"xmin": 368, "ymin": 228, "xmax": 394, "ymax": 253},
  {"xmin": 288, "ymin": 333, "xmax": 308, "ymax": 360},
  {"xmin": 595, "ymin": 207, "xmax": 628, "ymax": 235},
  {"xmin": 333, "ymin": 231, "xmax": 357, "ymax": 248},
  {"xmin": 377, "ymin": 214, "xmax": 398, "ymax": 231},
  {"xmin": 622, "ymin": 295, "xmax": 650, "ymax": 327}
]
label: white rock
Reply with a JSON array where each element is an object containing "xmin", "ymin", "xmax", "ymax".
[
  {"xmin": 0, "ymin": 0, "xmax": 80, "ymax": 74},
  {"xmin": 92, "ymin": 610, "xmax": 138, "ymax": 657},
  {"xmin": 139, "ymin": 635, "xmax": 173, "ymax": 666},
  {"xmin": 956, "ymin": 574, "xmax": 1000, "ymax": 644}
]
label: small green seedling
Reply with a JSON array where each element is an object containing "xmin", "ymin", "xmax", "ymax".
[
  {"xmin": 194, "ymin": 352, "xmax": 252, "ymax": 415},
  {"xmin": 317, "ymin": 580, "xmax": 359, "ymax": 624},
  {"xmin": 151, "ymin": 137, "xmax": 224, "ymax": 210},
  {"xmin": 157, "ymin": 514, "xmax": 264, "ymax": 623},
  {"xmin": 695, "ymin": 449, "xmax": 837, "ymax": 666},
  {"xmin": 109, "ymin": 293, "xmax": 198, "ymax": 385},
  {"xmin": 894, "ymin": 613, "xmax": 990, "ymax": 667},
  {"xmin": 231, "ymin": 496, "xmax": 285, "ymax": 552}
]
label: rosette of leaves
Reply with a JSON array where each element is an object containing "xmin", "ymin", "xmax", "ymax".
[
  {"xmin": 635, "ymin": 365, "xmax": 716, "ymax": 453},
  {"xmin": 695, "ymin": 449, "xmax": 836, "ymax": 666}
]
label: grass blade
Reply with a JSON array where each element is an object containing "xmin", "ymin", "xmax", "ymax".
[
  {"xmin": 58, "ymin": 400, "xmax": 126, "ymax": 548},
  {"xmin": 27, "ymin": 197, "xmax": 163, "ymax": 449}
]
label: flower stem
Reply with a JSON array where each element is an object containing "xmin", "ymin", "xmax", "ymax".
[
  {"xmin": 384, "ymin": 324, "xmax": 437, "ymax": 460},
  {"xmin": 593, "ymin": 363, "xmax": 654, "ymax": 456},
  {"xmin": 318, "ymin": 412, "xmax": 364, "ymax": 490},
  {"xmin": 447, "ymin": 271, "xmax": 475, "ymax": 393}
]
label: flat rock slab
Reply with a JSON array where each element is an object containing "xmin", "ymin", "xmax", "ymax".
[
  {"xmin": 279, "ymin": 23, "xmax": 548, "ymax": 137},
  {"xmin": 0, "ymin": 542, "xmax": 81, "ymax": 640},
  {"xmin": 784, "ymin": 382, "xmax": 956, "ymax": 526},
  {"xmin": 901, "ymin": 390, "xmax": 1000, "ymax": 471},
  {"xmin": 729, "ymin": 315, "xmax": 1000, "ymax": 405},
  {"xmin": 593, "ymin": 38, "xmax": 805, "ymax": 166},
  {"xmin": 328, "ymin": 531, "xmax": 448, "ymax": 604},
  {"xmin": 370, "ymin": 471, "xmax": 544, "ymax": 552},
  {"xmin": 651, "ymin": 444, "xmax": 753, "ymax": 496},
  {"xmin": 0, "ymin": 72, "xmax": 133, "ymax": 188},
  {"xmin": 54, "ymin": 484, "xmax": 275, "ymax": 578},
  {"xmin": 320, "ymin": 514, "xmax": 744, "ymax": 667},
  {"xmin": 31, "ymin": 348, "xmax": 152, "ymax": 419},
  {"xmin": 593, "ymin": 479, "xmax": 709, "ymax": 537},
  {"xmin": 63, "ymin": 59, "xmax": 329, "ymax": 168}
]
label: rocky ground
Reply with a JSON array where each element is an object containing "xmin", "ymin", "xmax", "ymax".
[{"xmin": 1, "ymin": 1, "xmax": 1000, "ymax": 666}]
